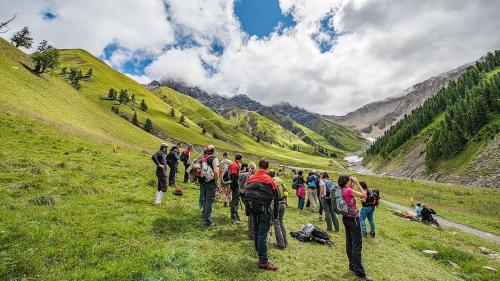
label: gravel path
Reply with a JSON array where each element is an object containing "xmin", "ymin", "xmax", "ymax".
[{"xmin": 382, "ymin": 200, "xmax": 500, "ymax": 244}]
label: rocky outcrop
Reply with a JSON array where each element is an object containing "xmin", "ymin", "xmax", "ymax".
[{"xmin": 325, "ymin": 62, "xmax": 475, "ymax": 138}]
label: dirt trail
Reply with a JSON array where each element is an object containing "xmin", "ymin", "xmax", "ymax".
[{"xmin": 382, "ymin": 200, "xmax": 500, "ymax": 244}]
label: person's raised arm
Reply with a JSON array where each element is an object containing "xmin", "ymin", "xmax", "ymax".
[{"xmin": 350, "ymin": 177, "xmax": 367, "ymax": 199}]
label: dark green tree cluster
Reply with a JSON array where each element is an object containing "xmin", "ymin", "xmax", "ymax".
[
  {"xmin": 132, "ymin": 112, "xmax": 139, "ymax": 126},
  {"xmin": 31, "ymin": 40, "xmax": 59, "ymax": 74},
  {"xmin": 68, "ymin": 68, "xmax": 83, "ymax": 89},
  {"xmin": 426, "ymin": 71, "xmax": 500, "ymax": 166},
  {"xmin": 10, "ymin": 26, "xmax": 33, "ymax": 48},
  {"xmin": 119, "ymin": 89, "xmax": 129, "ymax": 104},
  {"xmin": 107, "ymin": 88, "xmax": 117, "ymax": 100},
  {"xmin": 140, "ymin": 99, "xmax": 148, "ymax": 111},
  {"xmin": 317, "ymin": 145, "xmax": 329, "ymax": 156},
  {"xmin": 179, "ymin": 114, "xmax": 186, "ymax": 125},
  {"xmin": 144, "ymin": 118, "xmax": 153, "ymax": 133},
  {"xmin": 368, "ymin": 50, "xmax": 500, "ymax": 158}
]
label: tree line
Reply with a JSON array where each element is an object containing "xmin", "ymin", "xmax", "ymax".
[{"xmin": 368, "ymin": 50, "xmax": 500, "ymax": 160}]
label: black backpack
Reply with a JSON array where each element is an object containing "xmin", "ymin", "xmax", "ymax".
[{"xmin": 366, "ymin": 190, "xmax": 380, "ymax": 207}]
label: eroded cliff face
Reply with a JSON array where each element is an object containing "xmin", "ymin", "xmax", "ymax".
[{"xmin": 326, "ymin": 62, "xmax": 474, "ymax": 138}]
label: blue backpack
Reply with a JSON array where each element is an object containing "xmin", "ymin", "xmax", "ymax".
[{"xmin": 323, "ymin": 179, "xmax": 335, "ymax": 198}]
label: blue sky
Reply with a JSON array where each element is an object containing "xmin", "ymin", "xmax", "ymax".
[{"xmin": 2, "ymin": 0, "xmax": 500, "ymax": 114}]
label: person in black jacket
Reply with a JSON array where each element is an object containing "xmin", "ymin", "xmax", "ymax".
[
  {"xmin": 152, "ymin": 143, "xmax": 169, "ymax": 204},
  {"xmin": 166, "ymin": 146, "xmax": 180, "ymax": 187},
  {"xmin": 244, "ymin": 158, "xmax": 279, "ymax": 271},
  {"xmin": 229, "ymin": 153, "xmax": 243, "ymax": 224}
]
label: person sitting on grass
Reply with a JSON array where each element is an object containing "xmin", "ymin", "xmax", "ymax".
[{"xmin": 244, "ymin": 158, "xmax": 279, "ymax": 270}]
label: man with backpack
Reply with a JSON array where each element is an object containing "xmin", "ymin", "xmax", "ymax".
[
  {"xmin": 219, "ymin": 152, "xmax": 232, "ymax": 208},
  {"xmin": 306, "ymin": 172, "xmax": 319, "ymax": 212},
  {"xmin": 199, "ymin": 145, "xmax": 220, "ymax": 227},
  {"xmin": 360, "ymin": 181, "xmax": 379, "ymax": 238},
  {"xmin": 229, "ymin": 153, "xmax": 243, "ymax": 224},
  {"xmin": 319, "ymin": 172, "xmax": 339, "ymax": 232},
  {"xmin": 151, "ymin": 143, "xmax": 169, "ymax": 205},
  {"xmin": 244, "ymin": 158, "xmax": 279, "ymax": 270},
  {"xmin": 269, "ymin": 169, "xmax": 288, "ymax": 249},
  {"xmin": 239, "ymin": 162, "xmax": 256, "ymax": 240},
  {"xmin": 180, "ymin": 144, "xmax": 192, "ymax": 183}
]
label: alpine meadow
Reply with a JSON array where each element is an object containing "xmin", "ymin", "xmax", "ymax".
[{"xmin": 1, "ymin": 1, "xmax": 500, "ymax": 281}]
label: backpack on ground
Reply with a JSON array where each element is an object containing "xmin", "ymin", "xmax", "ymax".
[
  {"xmin": 290, "ymin": 224, "xmax": 333, "ymax": 247},
  {"xmin": 366, "ymin": 190, "xmax": 380, "ymax": 207},
  {"xmin": 332, "ymin": 187, "xmax": 357, "ymax": 216},
  {"xmin": 173, "ymin": 187, "xmax": 183, "ymax": 196},
  {"xmin": 200, "ymin": 156, "xmax": 215, "ymax": 182}
]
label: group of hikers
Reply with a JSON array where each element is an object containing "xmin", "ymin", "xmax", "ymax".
[{"xmin": 151, "ymin": 143, "xmax": 383, "ymax": 280}]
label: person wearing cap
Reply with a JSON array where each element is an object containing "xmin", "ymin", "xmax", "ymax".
[{"xmin": 151, "ymin": 143, "xmax": 169, "ymax": 204}]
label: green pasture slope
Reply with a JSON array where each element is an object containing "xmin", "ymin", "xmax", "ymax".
[{"xmin": 1, "ymin": 112, "xmax": 499, "ymax": 281}]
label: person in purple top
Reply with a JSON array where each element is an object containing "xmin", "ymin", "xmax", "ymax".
[{"xmin": 338, "ymin": 174, "xmax": 372, "ymax": 281}]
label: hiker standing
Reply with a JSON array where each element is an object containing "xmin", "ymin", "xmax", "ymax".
[
  {"xmin": 239, "ymin": 162, "xmax": 256, "ymax": 240},
  {"xmin": 360, "ymin": 181, "xmax": 377, "ymax": 238},
  {"xmin": 306, "ymin": 172, "xmax": 319, "ymax": 211},
  {"xmin": 320, "ymin": 172, "xmax": 339, "ymax": 232},
  {"xmin": 200, "ymin": 145, "xmax": 220, "ymax": 227},
  {"xmin": 229, "ymin": 153, "xmax": 243, "ymax": 224},
  {"xmin": 293, "ymin": 171, "xmax": 306, "ymax": 210},
  {"xmin": 151, "ymin": 143, "xmax": 169, "ymax": 204},
  {"xmin": 269, "ymin": 169, "xmax": 288, "ymax": 249},
  {"xmin": 166, "ymin": 146, "xmax": 180, "ymax": 187},
  {"xmin": 315, "ymin": 171, "xmax": 323, "ymax": 220},
  {"xmin": 244, "ymin": 158, "xmax": 279, "ymax": 270},
  {"xmin": 219, "ymin": 152, "xmax": 232, "ymax": 207},
  {"xmin": 180, "ymin": 145, "xmax": 192, "ymax": 183},
  {"xmin": 338, "ymin": 174, "xmax": 372, "ymax": 281}
]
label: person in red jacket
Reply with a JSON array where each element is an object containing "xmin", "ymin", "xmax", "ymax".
[
  {"xmin": 229, "ymin": 153, "xmax": 243, "ymax": 224},
  {"xmin": 244, "ymin": 158, "xmax": 279, "ymax": 270}
]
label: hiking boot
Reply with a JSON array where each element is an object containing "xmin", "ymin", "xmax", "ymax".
[
  {"xmin": 370, "ymin": 233, "xmax": 376, "ymax": 238},
  {"xmin": 204, "ymin": 222, "xmax": 216, "ymax": 228},
  {"xmin": 232, "ymin": 219, "xmax": 241, "ymax": 225},
  {"xmin": 362, "ymin": 232, "xmax": 368, "ymax": 238},
  {"xmin": 258, "ymin": 262, "xmax": 278, "ymax": 271},
  {"xmin": 359, "ymin": 276, "xmax": 373, "ymax": 281},
  {"xmin": 319, "ymin": 215, "xmax": 323, "ymax": 221}
]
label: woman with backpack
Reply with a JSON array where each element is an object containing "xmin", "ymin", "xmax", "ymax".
[
  {"xmin": 306, "ymin": 172, "xmax": 319, "ymax": 211},
  {"xmin": 338, "ymin": 174, "xmax": 373, "ymax": 281},
  {"xmin": 319, "ymin": 172, "xmax": 339, "ymax": 232},
  {"xmin": 360, "ymin": 181, "xmax": 377, "ymax": 238},
  {"xmin": 293, "ymin": 171, "xmax": 306, "ymax": 210}
]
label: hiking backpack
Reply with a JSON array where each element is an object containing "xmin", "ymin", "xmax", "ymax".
[
  {"xmin": 323, "ymin": 179, "xmax": 335, "ymax": 198},
  {"xmin": 222, "ymin": 169, "xmax": 231, "ymax": 184},
  {"xmin": 366, "ymin": 190, "xmax": 380, "ymax": 207},
  {"xmin": 292, "ymin": 176, "xmax": 301, "ymax": 189},
  {"xmin": 200, "ymin": 156, "xmax": 215, "ymax": 182},
  {"xmin": 332, "ymin": 187, "xmax": 358, "ymax": 216},
  {"xmin": 307, "ymin": 175, "xmax": 317, "ymax": 189}
]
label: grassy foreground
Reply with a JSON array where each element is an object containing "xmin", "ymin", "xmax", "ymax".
[{"xmin": 1, "ymin": 112, "xmax": 499, "ymax": 281}]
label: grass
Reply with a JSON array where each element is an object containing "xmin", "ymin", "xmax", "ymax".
[{"xmin": 1, "ymin": 112, "xmax": 499, "ymax": 281}]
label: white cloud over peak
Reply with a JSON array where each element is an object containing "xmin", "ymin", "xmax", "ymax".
[{"xmin": 2, "ymin": 0, "xmax": 500, "ymax": 115}]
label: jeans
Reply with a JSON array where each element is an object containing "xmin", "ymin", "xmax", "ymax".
[
  {"xmin": 183, "ymin": 162, "xmax": 190, "ymax": 183},
  {"xmin": 342, "ymin": 216, "xmax": 366, "ymax": 278},
  {"xmin": 156, "ymin": 168, "xmax": 167, "ymax": 192},
  {"xmin": 298, "ymin": 197, "xmax": 305, "ymax": 209},
  {"xmin": 273, "ymin": 201, "xmax": 287, "ymax": 248},
  {"xmin": 168, "ymin": 164, "xmax": 177, "ymax": 186},
  {"xmin": 360, "ymin": 206, "xmax": 376, "ymax": 235},
  {"xmin": 201, "ymin": 182, "xmax": 217, "ymax": 225},
  {"xmin": 251, "ymin": 207, "xmax": 272, "ymax": 263},
  {"xmin": 230, "ymin": 188, "xmax": 240, "ymax": 221},
  {"xmin": 322, "ymin": 197, "xmax": 339, "ymax": 231},
  {"xmin": 307, "ymin": 188, "xmax": 319, "ymax": 211}
]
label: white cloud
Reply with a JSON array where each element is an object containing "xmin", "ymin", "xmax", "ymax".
[
  {"xmin": 2, "ymin": 0, "xmax": 500, "ymax": 115},
  {"xmin": 125, "ymin": 73, "xmax": 152, "ymax": 85}
]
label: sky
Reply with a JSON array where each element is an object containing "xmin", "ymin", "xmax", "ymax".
[{"xmin": 1, "ymin": 0, "xmax": 500, "ymax": 115}]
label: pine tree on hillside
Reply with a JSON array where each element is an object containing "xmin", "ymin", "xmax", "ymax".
[
  {"xmin": 140, "ymin": 99, "xmax": 148, "ymax": 112},
  {"xmin": 68, "ymin": 68, "xmax": 81, "ymax": 89},
  {"xmin": 132, "ymin": 112, "xmax": 139, "ymax": 126},
  {"xmin": 179, "ymin": 114, "xmax": 186, "ymax": 125},
  {"xmin": 85, "ymin": 68, "xmax": 93, "ymax": 78},
  {"xmin": 131, "ymin": 94, "xmax": 136, "ymax": 106},
  {"xmin": 144, "ymin": 118, "xmax": 153, "ymax": 133},
  {"xmin": 60, "ymin": 67, "xmax": 67, "ymax": 76},
  {"xmin": 31, "ymin": 40, "xmax": 59, "ymax": 74},
  {"xmin": 169, "ymin": 108, "xmax": 175, "ymax": 118},
  {"xmin": 10, "ymin": 27, "xmax": 33, "ymax": 48},
  {"xmin": 108, "ymin": 88, "xmax": 116, "ymax": 100},
  {"xmin": 119, "ymin": 89, "xmax": 129, "ymax": 104},
  {"xmin": 202, "ymin": 127, "xmax": 207, "ymax": 135}
]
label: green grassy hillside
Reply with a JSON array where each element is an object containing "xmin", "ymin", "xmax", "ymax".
[{"xmin": 1, "ymin": 112, "xmax": 498, "ymax": 281}]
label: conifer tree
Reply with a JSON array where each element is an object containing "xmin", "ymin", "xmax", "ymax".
[
  {"xmin": 140, "ymin": 99, "xmax": 148, "ymax": 111},
  {"xmin": 132, "ymin": 112, "xmax": 139, "ymax": 126},
  {"xmin": 10, "ymin": 27, "xmax": 33, "ymax": 48},
  {"xmin": 119, "ymin": 89, "xmax": 129, "ymax": 104},
  {"xmin": 108, "ymin": 88, "xmax": 116, "ymax": 100},
  {"xmin": 169, "ymin": 108, "xmax": 175, "ymax": 118},
  {"xmin": 179, "ymin": 114, "xmax": 186, "ymax": 125},
  {"xmin": 144, "ymin": 118, "xmax": 153, "ymax": 133}
]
